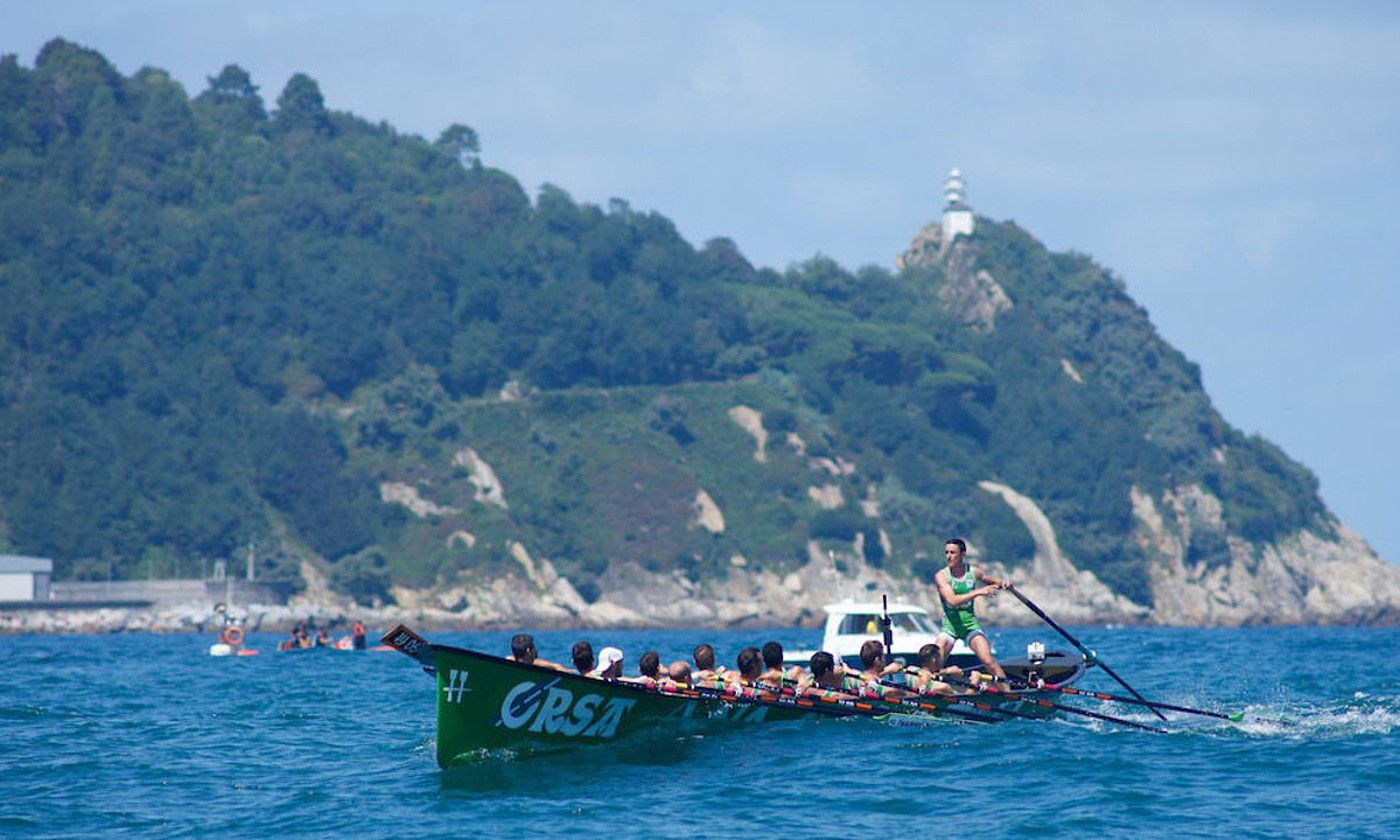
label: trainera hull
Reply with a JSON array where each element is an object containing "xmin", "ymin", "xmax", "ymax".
[{"xmin": 381, "ymin": 627, "xmax": 1086, "ymax": 768}]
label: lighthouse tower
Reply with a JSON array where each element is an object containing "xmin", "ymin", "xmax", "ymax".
[{"xmin": 941, "ymin": 167, "xmax": 975, "ymax": 243}]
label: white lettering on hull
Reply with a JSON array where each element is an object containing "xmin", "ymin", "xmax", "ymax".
[{"xmin": 496, "ymin": 679, "xmax": 636, "ymax": 739}]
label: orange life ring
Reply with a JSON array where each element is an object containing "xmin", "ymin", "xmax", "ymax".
[{"xmin": 220, "ymin": 626, "xmax": 245, "ymax": 646}]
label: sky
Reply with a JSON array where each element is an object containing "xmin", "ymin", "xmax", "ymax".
[{"xmin": 4, "ymin": 2, "xmax": 1398, "ymax": 565}]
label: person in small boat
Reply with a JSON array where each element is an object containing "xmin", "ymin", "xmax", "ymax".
[
  {"xmin": 907, "ymin": 643, "xmax": 959, "ymax": 696},
  {"xmin": 296, "ymin": 626, "xmax": 313, "ymax": 649},
  {"xmin": 691, "ymin": 643, "xmax": 725, "ymax": 687},
  {"xmin": 591, "ymin": 646, "xmax": 625, "ymax": 680},
  {"xmin": 800, "ymin": 651, "xmax": 857, "ymax": 700},
  {"xmin": 315, "ymin": 628, "xmax": 331, "ymax": 647},
  {"xmin": 351, "ymin": 621, "xmax": 367, "ymax": 651},
  {"xmin": 571, "ymin": 640, "xmax": 595, "ymax": 675},
  {"xmin": 507, "ymin": 633, "xmax": 566, "ymax": 671},
  {"xmin": 626, "ymin": 650, "xmax": 663, "ymax": 686},
  {"xmin": 934, "ymin": 538, "xmax": 1010, "ymax": 685}
]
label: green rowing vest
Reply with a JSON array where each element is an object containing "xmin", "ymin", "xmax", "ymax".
[{"xmin": 940, "ymin": 566, "xmax": 982, "ymax": 639}]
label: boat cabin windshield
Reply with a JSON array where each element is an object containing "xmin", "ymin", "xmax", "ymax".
[{"xmin": 835, "ymin": 611, "xmax": 937, "ymax": 635}]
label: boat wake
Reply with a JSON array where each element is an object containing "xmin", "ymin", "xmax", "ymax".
[{"xmin": 1147, "ymin": 692, "xmax": 1400, "ymax": 740}]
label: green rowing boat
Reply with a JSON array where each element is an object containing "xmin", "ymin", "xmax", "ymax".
[{"xmin": 381, "ymin": 625, "xmax": 1087, "ymax": 768}]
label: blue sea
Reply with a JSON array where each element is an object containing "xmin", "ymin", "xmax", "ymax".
[{"xmin": 3, "ymin": 625, "xmax": 1398, "ymax": 838}]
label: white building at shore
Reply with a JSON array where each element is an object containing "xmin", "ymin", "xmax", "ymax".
[{"xmin": 0, "ymin": 555, "xmax": 52, "ymax": 601}]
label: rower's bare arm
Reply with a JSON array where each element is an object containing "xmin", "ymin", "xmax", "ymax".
[{"xmin": 936, "ymin": 573, "xmax": 981, "ymax": 607}]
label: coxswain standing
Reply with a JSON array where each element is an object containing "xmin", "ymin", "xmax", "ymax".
[{"xmin": 934, "ymin": 538, "xmax": 1010, "ymax": 685}]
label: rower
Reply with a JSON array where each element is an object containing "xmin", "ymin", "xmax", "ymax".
[
  {"xmin": 854, "ymin": 641, "xmax": 915, "ymax": 700},
  {"xmin": 691, "ymin": 643, "xmax": 724, "ymax": 687},
  {"xmin": 934, "ymin": 538, "xmax": 1010, "ymax": 685},
  {"xmin": 591, "ymin": 646, "xmax": 625, "ymax": 680},
  {"xmin": 625, "ymin": 650, "xmax": 662, "ymax": 686},
  {"xmin": 726, "ymin": 647, "xmax": 763, "ymax": 696},
  {"xmin": 908, "ymin": 643, "xmax": 958, "ymax": 696},
  {"xmin": 351, "ymin": 621, "xmax": 367, "ymax": 650},
  {"xmin": 571, "ymin": 640, "xmax": 595, "ymax": 675},
  {"xmin": 661, "ymin": 660, "xmax": 693, "ymax": 690},
  {"xmin": 801, "ymin": 651, "xmax": 857, "ymax": 700},
  {"xmin": 507, "ymin": 633, "xmax": 567, "ymax": 671},
  {"xmin": 859, "ymin": 639, "xmax": 903, "ymax": 681},
  {"xmin": 760, "ymin": 640, "xmax": 804, "ymax": 688}
]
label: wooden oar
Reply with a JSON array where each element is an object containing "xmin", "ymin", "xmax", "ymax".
[
  {"xmin": 941, "ymin": 673, "xmax": 1168, "ymax": 734},
  {"xmin": 729, "ymin": 678, "xmax": 1004, "ymax": 724},
  {"xmin": 1026, "ymin": 680, "xmax": 1245, "ymax": 723},
  {"xmin": 1006, "ymin": 586, "xmax": 1167, "ymax": 721},
  {"xmin": 878, "ymin": 679, "xmax": 1050, "ymax": 724}
]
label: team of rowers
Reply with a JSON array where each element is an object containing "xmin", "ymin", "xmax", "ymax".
[
  {"xmin": 506, "ymin": 633, "xmax": 1001, "ymax": 702},
  {"xmin": 504, "ymin": 537, "xmax": 1015, "ymax": 703}
]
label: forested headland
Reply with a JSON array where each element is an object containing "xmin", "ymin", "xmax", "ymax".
[{"xmin": 4, "ymin": 40, "xmax": 1371, "ymax": 623}]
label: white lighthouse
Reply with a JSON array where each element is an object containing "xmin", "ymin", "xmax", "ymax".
[{"xmin": 941, "ymin": 167, "xmax": 975, "ymax": 243}]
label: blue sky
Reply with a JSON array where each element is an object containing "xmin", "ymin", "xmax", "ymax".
[{"xmin": 4, "ymin": 2, "xmax": 1398, "ymax": 565}]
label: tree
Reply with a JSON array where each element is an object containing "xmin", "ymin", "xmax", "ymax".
[
  {"xmin": 274, "ymin": 73, "xmax": 331, "ymax": 134},
  {"xmin": 435, "ymin": 123, "xmax": 480, "ymax": 167},
  {"xmin": 197, "ymin": 64, "xmax": 266, "ymax": 127}
]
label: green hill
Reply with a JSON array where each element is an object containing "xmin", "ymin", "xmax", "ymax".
[{"xmin": 0, "ymin": 40, "xmax": 1352, "ymax": 618}]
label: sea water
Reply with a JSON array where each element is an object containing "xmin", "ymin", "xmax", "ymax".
[{"xmin": 2, "ymin": 625, "xmax": 1398, "ymax": 838}]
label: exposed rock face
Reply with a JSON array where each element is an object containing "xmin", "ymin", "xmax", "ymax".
[
  {"xmin": 379, "ymin": 482, "xmax": 457, "ymax": 517},
  {"xmin": 898, "ymin": 226, "xmax": 1013, "ymax": 334},
  {"xmin": 896, "ymin": 221, "xmax": 946, "ymax": 269},
  {"xmin": 727, "ymin": 405, "xmax": 768, "ymax": 462},
  {"xmin": 692, "ymin": 489, "xmax": 725, "ymax": 534},
  {"xmin": 937, "ymin": 245, "xmax": 1013, "ymax": 334},
  {"xmin": 807, "ymin": 484, "xmax": 844, "ymax": 510},
  {"xmin": 453, "ymin": 448, "xmax": 508, "ymax": 509},
  {"xmin": 10, "ymin": 483, "xmax": 1397, "ymax": 635},
  {"xmin": 975, "ymin": 481, "xmax": 1149, "ymax": 624},
  {"xmin": 1133, "ymin": 485, "xmax": 1400, "ymax": 625}
]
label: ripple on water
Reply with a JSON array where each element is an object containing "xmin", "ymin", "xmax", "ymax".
[{"xmin": 2, "ymin": 626, "xmax": 1400, "ymax": 837}]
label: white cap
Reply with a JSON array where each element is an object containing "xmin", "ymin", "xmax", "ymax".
[{"xmin": 598, "ymin": 646, "xmax": 624, "ymax": 669}]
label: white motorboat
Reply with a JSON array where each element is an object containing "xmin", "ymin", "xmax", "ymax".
[{"xmin": 783, "ymin": 598, "xmax": 987, "ymax": 670}]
